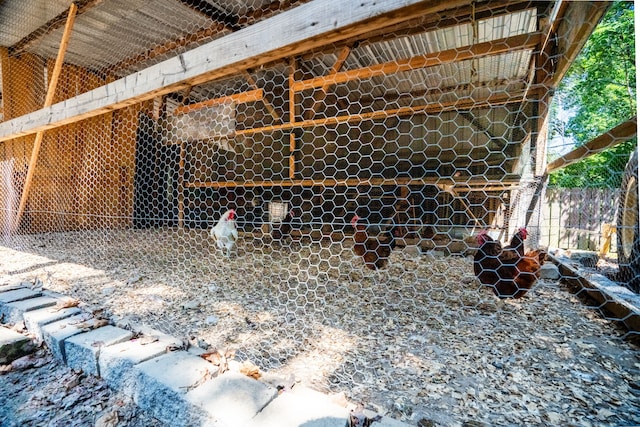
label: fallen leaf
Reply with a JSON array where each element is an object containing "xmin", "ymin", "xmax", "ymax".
[
  {"xmin": 95, "ymin": 410, "xmax": 119, "ymax": 427},
  {"xmin": 239, "ymin": 360, "xmax": 261, "ymax": 379},
  {"xmin": 50, "ymin": 298, "xmax": 80, "ymax": 312}
]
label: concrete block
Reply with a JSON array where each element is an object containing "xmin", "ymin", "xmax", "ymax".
[
  {"xmin": 23, "ymin": 306, "xmax": 82, "ymax": 342},
  {"xmin": 0, "ymin": 283, "xmax": 27, "ymax": 293},
  {"xmin": 41, "ymin": 314, "xmax": 90, "ymax": 363},
  {"xmin": 247, "ymin": 385, "xmax": 349, "ymax": 427},
  {"xmin": 186, "ymin": 371, "xmax": 277, "ymax": 426},
  {"xmin": 64, "ymin": 325, "xmax": 133, "ymax": 376},
  {"xmin": 99, "ymin": 338, "xmax": 170, "ymax": 393},
  {"xmin": 539, "ymin": 263, "xmax": 560, "ymax": 280},
  {"xmin": 0, "ymin": 326, "xmax": 35, "ymax": 364},
  {"xmin": 0, "ymin": 296, "xmax": 59, "ymax": 324},
  {"xmin": 132, "ymin": 351, "xmax": 216, "ymax": 426},
  {"xmin": 0, "ymin": 288, "xmax": 42, "ymax": 304}
]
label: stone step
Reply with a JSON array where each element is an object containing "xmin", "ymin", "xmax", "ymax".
[
  {"xmin": 64, "ymin": 325, "xmax": 134, "ymax": 376},
  {"xmin": 0, "ymin": 296, "xmax": 59, "ymax": 324},
  {"xmin": 0, "ymin": 326, "xmax": 36, "ymax": 364}
]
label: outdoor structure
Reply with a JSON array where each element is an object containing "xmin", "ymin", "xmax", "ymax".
[{"xmin": 0, "ymin": 1, "xmax": 638, "ymax": 425}]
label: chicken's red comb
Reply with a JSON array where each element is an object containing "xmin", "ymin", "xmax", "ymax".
[{"xmin": 350, "ymin": 215, "xmax": 360, "ymax": 224}]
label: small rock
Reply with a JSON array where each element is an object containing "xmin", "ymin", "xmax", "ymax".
[
  {"xmin": 208, "ymin": 284, "xmax": 218, "ymax": 292},
  {"xmin": 126, "ymin": 274, "xmax": 144, "ymax": 285},
  {"xmin": 206, "ymin": 315, "xmax": 219, "ymax": 325},
  {"xmin": 181, "ymin": 300, "xmax": 200, "ymax": 310},
  {"xmin": 102, "ymin": 287, "xmax": 116, "ymax": 296},
  {"xmin": 402, "ymin": 245, "xmax": 420, "ymax": 257}
]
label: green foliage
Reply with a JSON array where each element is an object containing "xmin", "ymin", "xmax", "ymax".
[
  {"xmin": 549, "ymin": 1, "xmax": 636, "ymax": 188},
  {"xmin": 548, "ymin": 139, "xmax": 635, "ymax": 188}
]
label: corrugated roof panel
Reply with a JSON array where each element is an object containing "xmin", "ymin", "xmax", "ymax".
[
  {"xmin": 0, "ymin": 0, "xmax": 72, "ymax": 47},
  {"xmin": 27, "ymin": 0, "xmax": 216, "ymax": 73}
]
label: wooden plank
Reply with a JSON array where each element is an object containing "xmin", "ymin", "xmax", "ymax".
[
  {"xmin": 234, "ymin": 89, "xmax": 537, "ymax": 137},
  {"xmin": 185, "ymin": 176, "xmax": 521, "ymax": 189},
  {"xmin": 305, "ymin": 45, "xmax": 352, "ymax": 120},
  {"xmin": 293, "ymin": 33, "xmax": 541, "ymax": 92},
  {"xmin": 13, "ymin": 3, "xmax": 78, "ymax": 232},
  {"xmin": 245, "ymin": 71, "xmax": 280, "ymax": 121},
  {"xmin": 546, "ymin": 116, "xmax": 638, "ymax": 173},
  {"xmin": 288, "ymin": 58, "xmax": 297, "ymax": 179},
  {"xmin": 0, "ymin": 0, "xmax": 466, "ymax": 143},
  {"xmin": 173, "ymin": 88, "xmax": 264, "ymax": 115}
]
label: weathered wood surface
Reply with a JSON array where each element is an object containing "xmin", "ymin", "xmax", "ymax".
[{"xmin": 0, "ymin": 0, "xmax": 464, "ymax": 143}]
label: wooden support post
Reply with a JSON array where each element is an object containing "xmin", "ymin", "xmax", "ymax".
[
  {"xmin": 599, "ymin": 223, "xmax": 615, "ymax": 258},
  {"xmin": 245, "ymin": 71, "xmax": 280, "ymax": 121},
  {"xmin": 13, "ymin": 3, "xmax": 77, "ymax": 232},
  {"xmin": 288, "ymin": 57, "xmax": 297, "ymax": 180},
  {"xmin": 178, "ymin": 140, "xmax": 185, "ymax": 229},
  {"xmin": 305, "ymin": 45, "xmax": 351, "ymax": 120}
]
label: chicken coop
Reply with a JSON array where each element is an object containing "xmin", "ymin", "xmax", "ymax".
[{"xmin": 1, "ymin": 0, "xmax": 639, "ymax": 425}]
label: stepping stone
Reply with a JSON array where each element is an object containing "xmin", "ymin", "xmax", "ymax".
[
  {"xmin": 64, "ymin": 325, "xmax": 133, "ymax": 376},
  {"xmin": 99, "ymin": 337, "xmax": 172, "ymax": 392},
  {"xmin": 41, "ymin": 314, "xmax": 91, "ymax": 363},
  {"xmin": 186, "ymin": 371, "xmax": 277, "ymax": 425},
  {"xmin": 132, "ymin": 351, "xmax": 215, "ymax": 426},
  {"xmin": 23, "ymin": 306, "xmax": 82, "ymax": 342},
  {"xmin": 0, "ymin": 288, "xmax": 42, "ymax": 304},
  {"xmin": 0, "ymin": 326, "xmax": 35, "ymax": 364},
  {"xmin": 0, "ymin": 296, "xmax": 58, "ymax": 324},
  {"xmin": 247, "ymin": 385, "xmax": 350, "ymax": 427}
]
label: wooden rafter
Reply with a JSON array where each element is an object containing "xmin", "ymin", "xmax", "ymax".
[
  {"xmin": 0, "ymin": 0, "xmax": 475, "ymax": 142},
  {"xmin": 293, "ymin": 33, "xmax": 541, "ymax": 93},
  {"xmin": 305, "ymin": 45, "xmax": 352, "ymax": 120},
  {"xmin": 108, "ymin": 0, "xmax": 306, "ymax": 76},
  {"xmin": 178, "ymin": 0, "xmax": 242, "ymax": 31},
  {"xmin": 185, "ymin": 176, "xmax": 522, "ymax": 190},
  {"xmin": 546, "ymin": 116, "xmax": 638, "ymax": 174},
  {"xmin": 173, "ymin": 88, "xmax": 264, "ymax": 115},
  {"xmin": 296, "ymin": 1, "xmax": 538, "ymax": 62},
  {"xmin": 233, "ymin": 88, "xmax": 542, "ymax": 137},
  {"xmin": 13, "ymin": 3, "xmax": 78, "ymax": 232},
  {"xmin": 244, "ymin": 71, "xmax": 280, "ymax": 121}
]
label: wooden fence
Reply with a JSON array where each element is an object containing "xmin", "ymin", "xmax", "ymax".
[{"xmin": 541, "ymin": 187, "xmax": 619, "ymax": 252}]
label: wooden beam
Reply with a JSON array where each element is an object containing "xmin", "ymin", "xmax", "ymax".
[
  {"xmin": 177, "ymin": 0, "xmax": 242, "ymax": 31},
  {"xmin": 233, "ymin": 88, "xmax": 539, "ymax": 137},
  {"xmin": 293, "ymin": 33, "xmax": 541, "ymax": 92},
  {"xmin": 173, "ymin": 88, "xmax": 264, "ymax": 115},
  {"xmin": 13, "ymin": 3, "xmax": 78, "ymax": 232},
  {"xmin": 185, "ymin": 176, "xmax": 521, "ymax": 190},
  {"xmin": 288, "ymin": 58, "xmax": 297, "ymax": 179},
  {"xmin": 0, "ymin": 0, "xmax": 466, "ymax": 143},
  {"xmin": 546, "ymin": 116, "xmax": 638, "ymax": 173},
  {"xmin": 305, "ymin": 45, "xmax": 352, "ymax": 119},
  {"xmin": 245, "ymin": 71, "xmax": 280, "ymax": 121}
]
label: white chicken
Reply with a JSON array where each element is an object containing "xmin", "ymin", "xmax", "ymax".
[{"xmin": 210, "ymin": 209, "xmax": 238, "ymax": 257}]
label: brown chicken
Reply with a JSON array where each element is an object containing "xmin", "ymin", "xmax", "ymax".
[
  {"xmin": 474, "ymin": 228, "xmax": 546, "ymax": 299},
  {"xmin": 351, "ymin": 215, "xmax": 396, "ymax": 270}
]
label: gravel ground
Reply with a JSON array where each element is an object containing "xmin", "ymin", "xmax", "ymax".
[
  {"xmin": 1, "ymin": 229, "xmax": 640, "ymax": 426},
  {"xmin": 0, "ymin": 347, "xmax": 166, "ymax": 427}
]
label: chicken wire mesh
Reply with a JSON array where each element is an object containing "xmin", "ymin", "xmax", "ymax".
[{"xmin": 0, "ymin": 0, "xmax": 639, "ymax": 425}]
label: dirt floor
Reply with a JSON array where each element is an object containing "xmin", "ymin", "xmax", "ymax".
[{"xmin": 1, "ymin": 228, "xmax": 640, "ymax": 426}]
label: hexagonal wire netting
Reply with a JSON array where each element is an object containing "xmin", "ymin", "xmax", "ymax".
[{"xmin": 0, "ymin": 1, "xmax": 638, "ymax": 425}]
